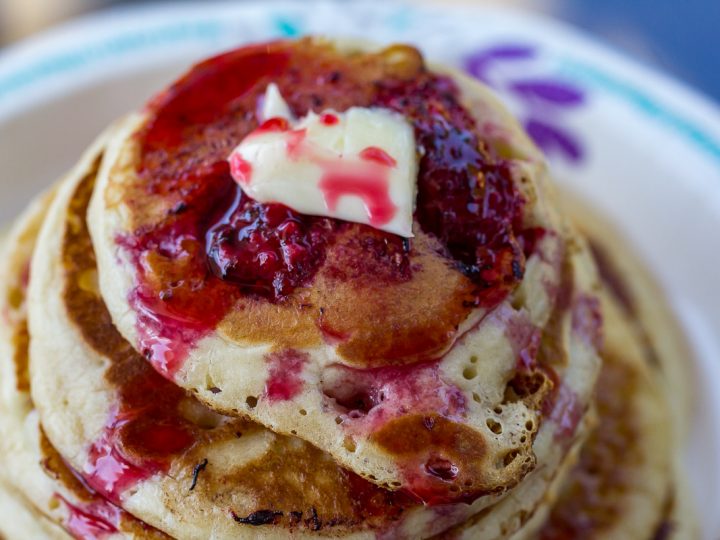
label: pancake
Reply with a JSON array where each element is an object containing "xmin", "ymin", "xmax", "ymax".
[
  {"xmin": 87, "ymin": 37, "xmax": 595, "ymax": 500},
  {"xmin": 0, "ymin": 138, "xmax": 171, "ymax": 539},
  {"xmin": 533, "ymin": 289, "xmax": 679, "ymax": 538},
  {"xmin": 30, "ymin": 76, "xmax": 600, "ymax": 540},
  {"xmin": 539, "ymin": 193, "xmax": 699, "ymax": 539},
  {"xmin": 559, "ymin": 191, "xmax": 695, "ymax": 443},
  {"xmin": 0, "ymin": 478, "xmax": 69, "ymax": 540},
  {"xmin": 444, "ymin": 215, "xmax": 696, "ymax": 539},
  {"xmin": 0, "ymin": 196, "xmax": 71, "ymax": 540}
]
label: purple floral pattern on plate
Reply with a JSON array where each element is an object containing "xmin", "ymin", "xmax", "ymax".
[{"xmin": 464, "ymin": 45, "xmax": 586, "ymax": 163}]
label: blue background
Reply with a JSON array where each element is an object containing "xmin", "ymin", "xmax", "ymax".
[{"xmin": 561, "ymin": 0, "xmax": 720, "ymax": 103}]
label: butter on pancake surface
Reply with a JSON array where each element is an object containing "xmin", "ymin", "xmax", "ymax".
[{"xmin": 88, "ymin": 38, "xmax": 592, "ymax": 499}]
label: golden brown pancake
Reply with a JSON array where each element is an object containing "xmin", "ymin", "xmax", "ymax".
[
  {"xmin": 533, "ymin": 193, "xmax": 699, "ymax": 539},
  {"xmin": 0, "ymin": 191, "xmax": 72, "ymax": 540},
  {"xmin": 0, "ymin": 479, "xmax": 69, "ymax": 540}
]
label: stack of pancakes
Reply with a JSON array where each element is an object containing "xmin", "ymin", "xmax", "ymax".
[{"xmin": 0, "ymin": 38, "xmax": 696, "ymax": 539}]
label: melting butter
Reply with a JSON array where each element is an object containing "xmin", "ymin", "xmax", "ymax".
[{"xmin": 227, "ymin": 84, "xmax": 417, "ymax": 237}]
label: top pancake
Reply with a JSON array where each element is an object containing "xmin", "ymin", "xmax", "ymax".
[{"xmin": 88, "ymin": 38, "xmax": 586, "ymax": 497}]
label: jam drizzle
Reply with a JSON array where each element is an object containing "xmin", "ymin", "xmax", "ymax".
[
  {"xmin": 205, "ymin": 186, "xmax": 335, "ymax": 301},
  {"xmin": 264, "ymin": 349, "xmax": 309, "ymax": 401},
  {"xmin": 318, "ymin": 167, "xmax": 397, "ymax": 227},
  {"xmin": 359, "ymin": 146, "xmax": 397, "ymax": 167},
  {"xmin": 229, "ymin": 153, "xmax": 253, "ymax": 187},
  {"xmin": 571, "ymin": 293, "xmax": 603, "ymax": 350},
  {"xmin": 56, "ymin": 495, "xmax": 121, "ymax": 540},
  {"xmin": 63, "ymin": 173, "xmax": 199, "ymax": 502},
  {"xmin": 319, "ymin": 112, "xmax": 339, "ymax": 126},
  {"xmin": 321, "ymin": 360, "xmax": 466, "ymax": 429},
  {"xmin": 319, "ymin": 360, "xmax": 498, "ymax": 505},
  {"xmin": 82, "ymin": 367, "xmax": 195, "ymax": 504},
  {"xmin": 544, "ymin": 382, "xmax": 583, "ymax": 441},
  {"xmin": 501, "ymin": 305, "xmax": 542, "ymax": 371}
]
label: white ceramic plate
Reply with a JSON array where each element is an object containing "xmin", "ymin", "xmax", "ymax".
[{"xmin": 1, "ymin": 2, "xmax": 718, "ymax": 536}]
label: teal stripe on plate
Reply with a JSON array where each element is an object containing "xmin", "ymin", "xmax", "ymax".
[{"xmin": 562, "ymin": 59, "xmax": 720, "ymax": 164}]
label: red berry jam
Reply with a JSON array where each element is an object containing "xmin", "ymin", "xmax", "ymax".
[
  {"xmin": 359, "ymin": 146, "xmax": 398, "ymax": 167},
  {"xmin": 83, "ymin": 366, "xmax": 195, "ymax": 503},
  {"xmin": 318, "ymin": 168, "xmax": 397, "ymax": 227},
  {"xmin": 375, "ymin": 76, "xmax": 524, "ymax": 305},
  {"xmin": 572, "ymin": 293, "xmax": 603, "ymax": 350},
  {"xmin": 264, "ymin": 349, "xmax": 309, "ymax": 401},
  {"xmin": 207, "ymin": 188, "xmax": 336, "ymax": 298},
  {"xmin": 320, "ymin": 359, "xmax": 504, "ymax": 505},
  {"xmin": 123, "ymin": 39, "xmax": 526, "ymax": 371},
  {"xmin": 544, "ymin": 382, "xmax": 583, "ymax": 441},
  {"xmin": 57, "ymin": 495, "xmax": 121, "ymax": 540},
  {"xmin": 319, "ymin": 112, "xmax": 340, "ymax": 126},
  {"xmin": 199, "ymin": 170, "xmax": 406, "ymax": 307},
  {"xmin": 64, "ymin": 174, "xmax": 198, "ymax": 501}
]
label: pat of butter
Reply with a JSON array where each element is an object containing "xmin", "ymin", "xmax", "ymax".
[{"xmin": 228, "ymin": 84, "xmax": 417, "ymax": 237}]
